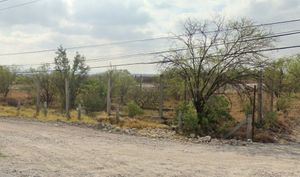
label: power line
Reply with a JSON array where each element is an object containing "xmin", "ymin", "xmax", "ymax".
[
  {"xmin": 84, "ymin": 29, "xmax": 300, "ymax": 63},
  {"xmin": 88, "ymin": 44, "xmax": 300, "ymax": 69},
  {"xmin": 15, "ymin": 44, "xmax": 300, "ymax": 74},
  {"xmin": 7, "ymin": 29, "xmax": 300, "ymax": 67},
  {"xmin": 0, "ymin": 0, "xmax": 41, "ymax": 11},
  {"xmin": 1, "ymin": 17, "xmax": 300, "ymax": 57}
]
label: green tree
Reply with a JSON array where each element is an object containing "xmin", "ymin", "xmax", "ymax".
[
  {"xmin": 0, "ymin": 66, "xmax": 16, "ymax": 98},
  {"xmin": 163, "ymin": 18, "xmax": 273, "ymax": 134},
  {"xmin": 30, "ymin": 64, "xmax": 56, "ymax": 105},
  {"xmin": 286, "ymin": 55, "xmax": 300, "ymax": 92},
  {"xmin": 78, "ymin": 75, "xmax": 106, "ymax": 113},
  {"xmin": 162, "ymin": 68, "xmax": 185, "ymax": 100},
  {"xmin": 53, "ymin": 46, "xmax": 89, "ymax": 110},
  {"xmin": 102, "ymin": 69, "xmax": 137, "ymax": 105}
]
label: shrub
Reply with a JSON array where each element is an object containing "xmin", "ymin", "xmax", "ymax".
[
  {"xmin": 276, "ymin": 96, "xmax": 291, "ymax": 113},
  {"xmin": 78, "ymin": 77, "xmax": 106, "ymax": 114},
  {"xmin": 176, "ymin": 102, "xmax": 198, "ymax": 133},
  {"xmin": 242, "ymin": 102, "xmax": 252, "ymax": 116},
  {"xmin": 176, "ymin": 96, "xmax": 233, "ymax": 135},
  {"xmin": 202, "ymin": 95, "xmax": 233, "ymax": 134},
  {"xmin": 127, "ymin": 101, "xmax": 143, "ymax": 118},
  {"xmin": 132, "ymin": 89, "xmax": 159, "ymax": 109},
  {"xmin": 263, "ymin": 111, "xmax": 278, "ymax": 129}
]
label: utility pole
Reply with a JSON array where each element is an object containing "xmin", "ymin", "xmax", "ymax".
[
  {"xmin": 36, "ymin": 80, "xmax": 40, "ymax": 116},
  {"xmin": 65, "ymin": 77, "xmax": 70, "ymax": 119},
  {"xmin": 107, "ymin": 71, "xmax": 112, "ymax": 116},
  {"xmin": 159, "ymin": 74, "xmax": 164, "ymax": 121},
  {"xmin": 258, "ymin": 71, "xmax": 263, "ymax": 125}
]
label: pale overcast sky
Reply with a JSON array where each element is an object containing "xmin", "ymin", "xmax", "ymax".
[{"xmin": 0, "ymin": 0, "xmax": 300, "ymax": 74}]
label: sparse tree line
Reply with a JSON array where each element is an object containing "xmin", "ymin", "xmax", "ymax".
[{"xmin": 1, "ymin": 17, "xmax": 300, "ymax": 137}]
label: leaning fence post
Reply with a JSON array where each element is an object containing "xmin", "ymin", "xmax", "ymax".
[
  {"xmin": 77, "ymin": 104, "xmax": 82, "ymax": 120},
  {"xmin": 43, "ymin": 101, "xmax": 48, "ymax": 117}
]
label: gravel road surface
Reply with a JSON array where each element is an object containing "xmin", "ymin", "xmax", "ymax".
[{"xmin": 0, "ymin": 118, "xmax": 299, "ymax": 177}]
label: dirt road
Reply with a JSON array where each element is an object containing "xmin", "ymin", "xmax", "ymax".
[{"xmin": 0, "ymin": 118, "xmax": 299, "ymax": 177}]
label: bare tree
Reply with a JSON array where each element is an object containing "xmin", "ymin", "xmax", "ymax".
[
  {"xmin": 163, "ymin": 17, "xmax": 273, "ymax": 133},
  {"xmin": 31, "ymin": 64, "xmax": 56, "ymax": 106}
]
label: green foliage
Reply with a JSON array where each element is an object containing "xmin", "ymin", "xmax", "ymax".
[
  {"xmin": 53, "ymin": 46, "xmax": 89, "ymax": 109},
  {"xmin": 176, "ymin": 102, "xmax": 198, "ymax": 133},
  {"xmin": 162, "ymin": 69, "xmax": 185, "ymax": 100},
  {"xmin": 276, "ymin": 96, "xmax": 291, "ymax": 113},
  {"xmin": 286, "ymin": 55, "xmax": 300, "ymax": 92},
  {"xmin": 264, "ymin": 58, "xmax": 290, "ymax": 98},
  {"xmin": 127, "ymin": 101, "xmax": 143, "ymax": 118},
  {"xmin": 110, "ymin": 70, "xmax": 137, "ymax": 104},
  {"xmin": 0, "ymin": 66, "xmax": 16, "ymax": 98},
  {"xmin": 202, "ymin": 95, "xmax": 233, "ymax": 134},
  {"xmin": 242, "ymin": 102, "xmax": 252, "ymax": 116},
  {"xmin": 263, "ymin": 111, "xmax": 278, "ymax": 129},
  {"xmin": 30, "ymin": 64, "xmax": 56, "ymax": 105},
  {"xmin": 133, "ymin": 89, "xmax": 159, "ymax": 109},
  {"xmin": 176, "ymin": 96, "xmax": 233, "ymax": 135},
  {"xmin": 78, "ymin": 76, "xmax": 106, "ymax": 113}
]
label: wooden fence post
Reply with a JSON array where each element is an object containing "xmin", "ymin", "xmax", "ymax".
[
  {"xmin": 184, "ymin": 79, "xmax": 187, "ymax": 102},
  {"xmin": 252, "ymin": 85, "xmax": 257, "ymax": 140},
  {"xmin": 77, "ymin": 104, "xmax": 81, "ymax": 120},
  {"xmin": 246, "ymin": 114, "xmax": 253, "ymax": 140},
  {"xmin": 177, "ymin": 111, "xmax": 183, "ymax": 132},
  {"xmin": 65, "ymin": 77, "xmax": 70, "ymax": 119},
  {"xmin": 116, "ymin": 105, "xmax": 120, "ymax": 124},
  {"xmin": 270, "ymin": 80, "xmax": 274, "ymax": 112},
  {"xmin": 36, "ymin": 80, "xmax": 40, "ymax": 116},
  {"xmin": 17, "ymin": 100, "xmax": 21, "ymax": 116},
  {"xmin": 43, "ymin": 101, "xmax": 48, "ymax": 117},
  {"xmin": 159, "ymin": 74, "xmax": 164, "ymax": 120},
  {"xmin": 258, "ymin": 71, "xmax": 263, "ymax": 125},
  {"xmin": 107, "ymin": 71, "xmax": 112, "ymax": 116},
  {"xmin": 140, "ymin": 75, "xmax": 143, "ymax": 91}
]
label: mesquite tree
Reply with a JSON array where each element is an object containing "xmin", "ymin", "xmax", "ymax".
[{"xmin": 163, "ymin": 18, "xmax": 273, "ymax": 133}]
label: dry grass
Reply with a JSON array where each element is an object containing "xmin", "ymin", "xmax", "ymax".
[
  {"xmin": 0, "ymin": 105, "xmax": 98, "ymax": 125},
  {"xmin": 0, "ymin": 105, "xmax": 168, "ymax": 130}
]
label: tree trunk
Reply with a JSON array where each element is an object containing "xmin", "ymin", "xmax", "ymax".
[{"xmin": 193, "ymin": 99, "xmax": 206, "ymax": 135}]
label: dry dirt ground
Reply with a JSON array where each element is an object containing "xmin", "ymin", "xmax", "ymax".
[{"xmin": 0, "ymin": 118, "xmax": 299, "ymax": 177}]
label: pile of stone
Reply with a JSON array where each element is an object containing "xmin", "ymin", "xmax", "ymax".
[
  {"xmin": 186, "ymin": 134, "xmax": 213, "ymax": 144},
  {"xmin": 97, "ymin": 122, "xmax": 137, "ymax": 135},
  {"xmin": 137, "ymin": 128, "xmax": 177, "ymax": 139},
  {"xmin": 96, "ymin": 122, "xmax": 253, "ymax": 146},
  {"xmin": 97, "ymin": 122, "xmax": 177, "ymax": 138}
]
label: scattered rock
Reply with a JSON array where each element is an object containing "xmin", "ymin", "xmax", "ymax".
[
  {"xmin": 189, "ymin": 133, "xmax": 196, "ymax": 138},
  {"xmin": 198, "ymin": 136, "xmax": 211, "ymax": 143}
]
